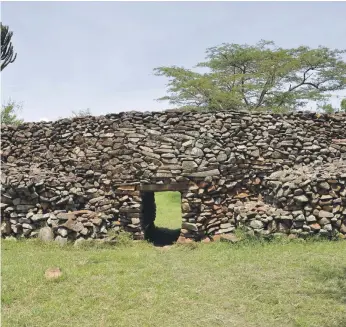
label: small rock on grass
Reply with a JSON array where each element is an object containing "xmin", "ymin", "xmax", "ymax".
[
  {"xmin": 45, "ymin": 267, "xmax": 62, "ymax": 279},
  {"xmin": 212, "ymin": 234, "xmax": 240, "ymax": 243},
  {"xmin": 176, "ymin": 236, "xmax": 194, "ymax": 244},
  {"xmin": 74, "ymin": 238, "xmax": 87, "ymax": 247},
  {"xmin": 55, "ymin": 235, "xmax": 68, "ymax": 246},
  {"xmin": 38, "ymin": 227, "xmax": 54, "ymax": 242},
  {"xmin": 220, "ymin": 234, "xmax": 241, "ymax": 243},
  {"xmin": 201, "ymin": 237, "xmax": 212, "ymax": 243}
]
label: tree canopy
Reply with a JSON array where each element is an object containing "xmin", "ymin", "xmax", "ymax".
[
  {"xmin": 341, "ymin": 98, "xmax": 346, "ymax": 112},
  {"xmin": 154, "ymin": 40, "xmax": 346, "ymax": 112},
  {"xmin": 1, "ymin": 100, "xmax": 24, "ymax": 125},
  {"xmin": 1, "ymin": 23, "xmax": 17, "ymax": 71}
]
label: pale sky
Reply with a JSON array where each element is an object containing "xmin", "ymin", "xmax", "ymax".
[{"xmin": 1, "ymin": 1, "xmax": 346, "ymax": 122}]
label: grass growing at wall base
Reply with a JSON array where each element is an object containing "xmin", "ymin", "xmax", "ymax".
[{"xmin": 2, "ymin": 192, "xmax": 346, "ymax": 327}]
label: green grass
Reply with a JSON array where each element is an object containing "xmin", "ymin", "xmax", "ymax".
[
  {"xmin": 1, "ymin": 193, "xmax": 346, "ymax": 327},
  {"xmin": 154, "ymin": 191, "xmax": 182, "ymax": 230}
]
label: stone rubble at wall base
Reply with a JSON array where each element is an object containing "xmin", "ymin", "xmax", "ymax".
[{"xmin": 1, "ymin": 110, "xmax": 346, "ymax": 243}]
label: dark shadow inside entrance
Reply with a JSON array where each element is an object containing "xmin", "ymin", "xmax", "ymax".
[{"xmin": 141, "ymin": 191, "xmax": 182, "ymax": 246}]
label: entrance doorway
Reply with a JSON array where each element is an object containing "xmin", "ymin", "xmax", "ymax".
[{"xmin": 141, "ymin": 191, "xmax": 182, "ymax": 246}]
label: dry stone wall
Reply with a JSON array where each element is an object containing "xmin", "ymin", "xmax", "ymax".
[{"xmin": 1, "ymin": 110, "xmax": 346, "ymax": 243}]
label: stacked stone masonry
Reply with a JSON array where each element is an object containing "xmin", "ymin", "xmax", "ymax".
[{"xmin": 1, "ymin": 110, "xmax": 346, "ymax": 243}]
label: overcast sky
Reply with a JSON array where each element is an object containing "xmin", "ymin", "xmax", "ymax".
[{"xmin": 1, "ymin": 1, "xmax": 346, "ymax": 122}]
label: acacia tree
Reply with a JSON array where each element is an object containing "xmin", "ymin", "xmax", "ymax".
[
  {"xmin": 317, "ymin": 102, "xmax": 336, "ymax": 114},
  {"xmin": 154, "ymin": 40, "xmax": 346, "ymax": 112},
  {"xmin": 1, "ymin": 23, "xmax": 17, "ymax": 71}
]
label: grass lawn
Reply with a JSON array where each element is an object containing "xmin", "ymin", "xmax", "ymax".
[{"xmin": 1, "ymin": 192, "xmax": 346, "ymax": 327}]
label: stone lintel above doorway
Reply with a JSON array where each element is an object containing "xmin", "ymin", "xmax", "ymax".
[{"xmin": 140, "ymin": 182, "xmax": 188, "ymax": 192}]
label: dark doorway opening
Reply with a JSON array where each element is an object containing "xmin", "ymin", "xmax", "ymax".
[{"xmin": 141, "ymin": 191, "xmax": 182, "ymax": 246}]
